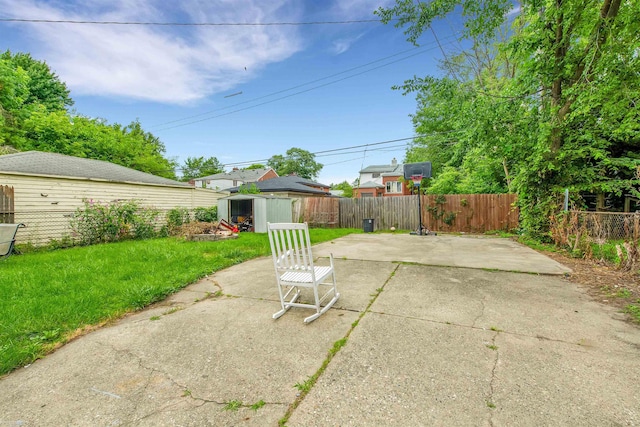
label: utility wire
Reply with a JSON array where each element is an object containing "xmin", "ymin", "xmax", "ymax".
[
  {"xmin": 153, "ymin": 39, "xmax": 460, "ymax": 132},
  {"xmin": 0, "ymin": 17, "xmax": 390, "ymax": 26},
  {"xmin": 150, "ymin": 42, "xmax": 437, "ymax": 128}
]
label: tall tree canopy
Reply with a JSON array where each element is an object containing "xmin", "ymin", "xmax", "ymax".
[
  {"xmin": 180, "ymin": 156, "xmax": 224, "ymax": 181},
  {"xmin": 0, "ymin": 51, "xmax": 177, "ymax": 179},
  {"xmin": 267, "ymin": 147, "xmax": 323, "ymax": 180},
  {"xmin": 377, "ymin": 0, "xmax": 640, "ymax": 236},
  {"xmin": 1, "ymin": 50, "xmax": 73, "ymax": 112}
]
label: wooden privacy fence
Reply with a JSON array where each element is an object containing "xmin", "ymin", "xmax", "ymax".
[
  {"xmin": 329, "ymin": 194, "xmax": 518, "ymax": 232},
  {"xmin": 339, "ymin": 196, "xmax": 418, "ymax": 230},
  {"xmin": 421, "ymin": 194, "xmax": 518, "ymax": 233},
  {"xmin": 296, "ymin": 197, "xmax": 339, "ymax": 227},
  {"xmin": 0, "ymin": 185, "xmax": 14, "ymax": 223}
]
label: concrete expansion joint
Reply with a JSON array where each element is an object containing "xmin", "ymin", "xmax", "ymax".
[{"xmin": 279, "ymin": 264, "xmax": 401, "ymax": 426}]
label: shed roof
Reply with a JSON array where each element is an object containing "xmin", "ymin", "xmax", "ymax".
[{"xmin": 0, "ymin": 151, "xmax": 189, "ymax": 187}]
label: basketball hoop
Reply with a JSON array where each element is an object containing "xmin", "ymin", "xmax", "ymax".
[{"xmin": 410, "ymin": 174, "xmax": 423, "ymax": 186}]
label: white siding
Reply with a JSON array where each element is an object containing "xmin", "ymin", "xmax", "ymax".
[{"xmin": 1, "ymin": 173, "xmax": 227, "ymax": 244}]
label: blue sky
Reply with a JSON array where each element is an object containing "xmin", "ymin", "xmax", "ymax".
[{"xmin": 0, "ymin": 0, "xmax": 464, "ymax": 185}]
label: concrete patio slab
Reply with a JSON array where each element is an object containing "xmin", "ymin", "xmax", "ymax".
[
  {"xmin": 313, "ymin": 233, "xmax": 571, "ymax": 275},
  {"xmin": 1, "ymin": 233, "xmax": 637, "ymax": 426}
]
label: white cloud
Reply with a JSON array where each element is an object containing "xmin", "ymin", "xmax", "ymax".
[
  {"xmin": 331, "ymin": 33, "xmax": 364, "ymax": 55},
  {"xmin": 328, "ymin": 0, "xmax": 396, "ymax": 20},
  {"xmin": 0, "ymin": 0, "xmax": 303, "ymax": 103}
]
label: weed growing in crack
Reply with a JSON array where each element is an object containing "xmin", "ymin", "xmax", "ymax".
[
  {"xmin": 149, "ymin": 316, "xmax": 160, "ymax": 321},
  {"xmin": 486, "ymin": 401, "xmax": 496, "ymax": 409},
  {"xmin": 163, "ymin": 307, "xmax": 182, "ymax": 316},
  {"xmin": 486, "ymin": 344, "xmax": 498, "ymax": 351},
  {"xmin": 330, "ymin": 338, "xmax": 347, "ymax": 356},
  {"xmin": 223, "ymin": 400, "xmax": 243, "ymax": 411},
  {"xmin": 489, "ymin": 326, "xmax": 502, "ymax": 332},
  {"xmin": 294, "ymin": 377, "xmax": 313, "ymax": 393},
  {"xmin": 182, "ymin": 389, "xmax": 192, "ymax": 397},
  {"xmin": 250, "ymin": 400, "xmax": 266, "ymax": 411}
]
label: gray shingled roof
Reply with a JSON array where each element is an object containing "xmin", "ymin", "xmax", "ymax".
[
  {"xmin": 0, "ymin": 151, "xmax": 189, "ymax": 187},
  {"xmin": 197, "ymin": 168, "xmax": 274, "ymax": 182},
  {"xmin": 227, "ymin": 175, "xmax": 329, "ymax": 194},
  {"xmin": 357, "ymin": 181, "xmax": 384, "ymax": 189},
  {"xmin": 359, "ymin": 162, "xmax": 403, "ymax": 174}
]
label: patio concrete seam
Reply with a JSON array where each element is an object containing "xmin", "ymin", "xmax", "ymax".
[
  {"xmin": 485, "ymin": 331, "xmax": 500, "ymax": 426},
  {"xmin": 279, "ymin": 264, "xmax": 401, "ymax": 426}
]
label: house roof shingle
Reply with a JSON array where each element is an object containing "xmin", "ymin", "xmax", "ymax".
[
  {"xmin": 356, "ymin": 181, "xmax": 385, "ymax": 189},
  {"xmin": 0, "ymin": 151, "xmax": 189, "ymax": 187},
  {"xmin": 359, "ymin": 163, "xmax": 403, "ymax": 175},
  {"xmin": 227, "ymin": 175, "xmax": 329, "ymax": 194}
]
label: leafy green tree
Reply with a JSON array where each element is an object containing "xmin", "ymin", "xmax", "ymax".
[
  {"xmin": 1, "ymin": 50, "xmax": 72, "ymax": 112},
  {"xmin": 180, "ymin": 156, "xmax": 224, "ymax": 181},
  {"xmin": 238, "ymin": 183, "xmax": 260, "ymax": 194},
  {"xmin": 0, "ymin": 51, "xmax": 178, "ymax": 179},
  {"xmin": 331, "ymin": 180, "xmax": 354, "ymax": 198},
  {"xmin": 378, "ymin": 0, "xmax": 640, "ymax": 236},
  {"xmin": 267, "ymin": 147, "xmax": 323, "ymax": 179},
  {"xmin": 245, "ymin": 163, "xmax": 267, "ymax": 170}
]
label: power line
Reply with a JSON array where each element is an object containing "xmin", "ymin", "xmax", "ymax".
[
  {"xmin": 0, "ymin": 17, "xmax": 390, "ymax": 26},
  {"xmin": 150, "ymin": 44, "xmax": 430, "ymax": 128},
  {"xmin": 153, "ymin": 37, "xmax": 461, "ymax": 131}
]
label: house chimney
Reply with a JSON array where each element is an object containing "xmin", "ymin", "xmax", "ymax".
[{"xmin": 391, "ymin": 157, "xmax": 397, "ymax": 166}]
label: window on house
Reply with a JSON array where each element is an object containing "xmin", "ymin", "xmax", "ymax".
[
  {"xmin": 361, "ymin": 193, "xmax": 373, "ymax": 198},
  {"xmin": 386, "ymin": 181, "xmax": 403, "ymax": 193},
  {"xmin": 372, "ymin": 173, "xmax": 380, "ymax": 178}
]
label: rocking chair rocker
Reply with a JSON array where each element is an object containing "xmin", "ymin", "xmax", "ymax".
[{"xmin": 267, "ymin": 222, "xmax": 339, "ymax": 323}]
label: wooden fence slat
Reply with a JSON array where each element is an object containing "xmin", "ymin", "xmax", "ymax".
[{"xmin": 0, "ymin": 185, "xmax": 15, "ymax": 224}]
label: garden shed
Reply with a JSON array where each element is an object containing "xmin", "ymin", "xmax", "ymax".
[{"xmin": 217, "ymin": 194, "xmax": 292, "ymax": 233}]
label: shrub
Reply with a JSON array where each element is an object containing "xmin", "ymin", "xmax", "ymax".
[
  {"xmin": 166, "ymin": 207, "xmax": 191, "ymax": 231},
  {"xmin": 70, "ymin": 199, "xmax": 160, "ymax": 245},
  {"xmin": 194, "ymin": 206, "xmax": 217, "ymax": 223}
]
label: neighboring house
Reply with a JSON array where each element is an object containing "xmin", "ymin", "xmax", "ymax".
[
  {"xmin": 353, "ymin": 158, "xmax": 411, "ymax": 198},
  {"xmin": 226, "ymin": 175, "xmax": 331, "ymax": 198},
  {"xmin": 0, "ymin": 151, "xmax": 226, "ymax": 244},
  {"xmin": 191, "ymin": 167, "xmax": 278, "ymax": 189}
]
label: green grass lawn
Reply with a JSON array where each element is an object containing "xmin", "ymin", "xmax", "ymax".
[{"xmin": 0, "ymin": 228, "xmax": 359, "ymax": 375}]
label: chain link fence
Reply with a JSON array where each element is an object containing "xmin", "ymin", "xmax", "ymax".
[
  {"xmin": 13, "ymin": 208, "xmax": 214, "ymax": 247},
  {"xmin": 574, "ymin": 211, "xmax": 640, "ymax": 241},
  {"xmin": 552, "ymin": 211, "xmax": 640, "ymax": 245}
]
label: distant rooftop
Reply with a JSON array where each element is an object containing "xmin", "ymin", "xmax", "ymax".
[
  {"xmin": 227, "ymin": 175, "xmax": 329, "ymax": 194},
  {"xmin": 359, "ymin": 157, "xmax": 403, "ymax": 174},
  {"xmin": 196, "ymin": 168, "xmax": 274, "ymax": 182},
  {"xmin": 0, "ymin": 151, "xmax": 189, "ymax": 187}
]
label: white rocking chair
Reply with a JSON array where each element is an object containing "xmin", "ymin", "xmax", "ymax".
[{"xmin": 267, "ymin": 222, "xmax": 340, "ymax": 323}]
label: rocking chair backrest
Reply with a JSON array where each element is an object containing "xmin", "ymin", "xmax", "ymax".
[{"xmin": 267, "ymin": 222, "xmax": 315, "ymax": 274}]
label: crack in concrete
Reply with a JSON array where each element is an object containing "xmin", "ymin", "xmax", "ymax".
[
  {"xmin": 472, "ymin": 296, "xmax": 487, "ymax": 328},
  {"xmin": 279, "ymin": 264, "xmax": 401, "ymax": 426},
  {"xmin": 369, "ymin": 311, "xmax": 634, "ymax": 353},
  {"xmin": 487, "ymin": 331, "xmax": 500, "ymax": 427}
]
